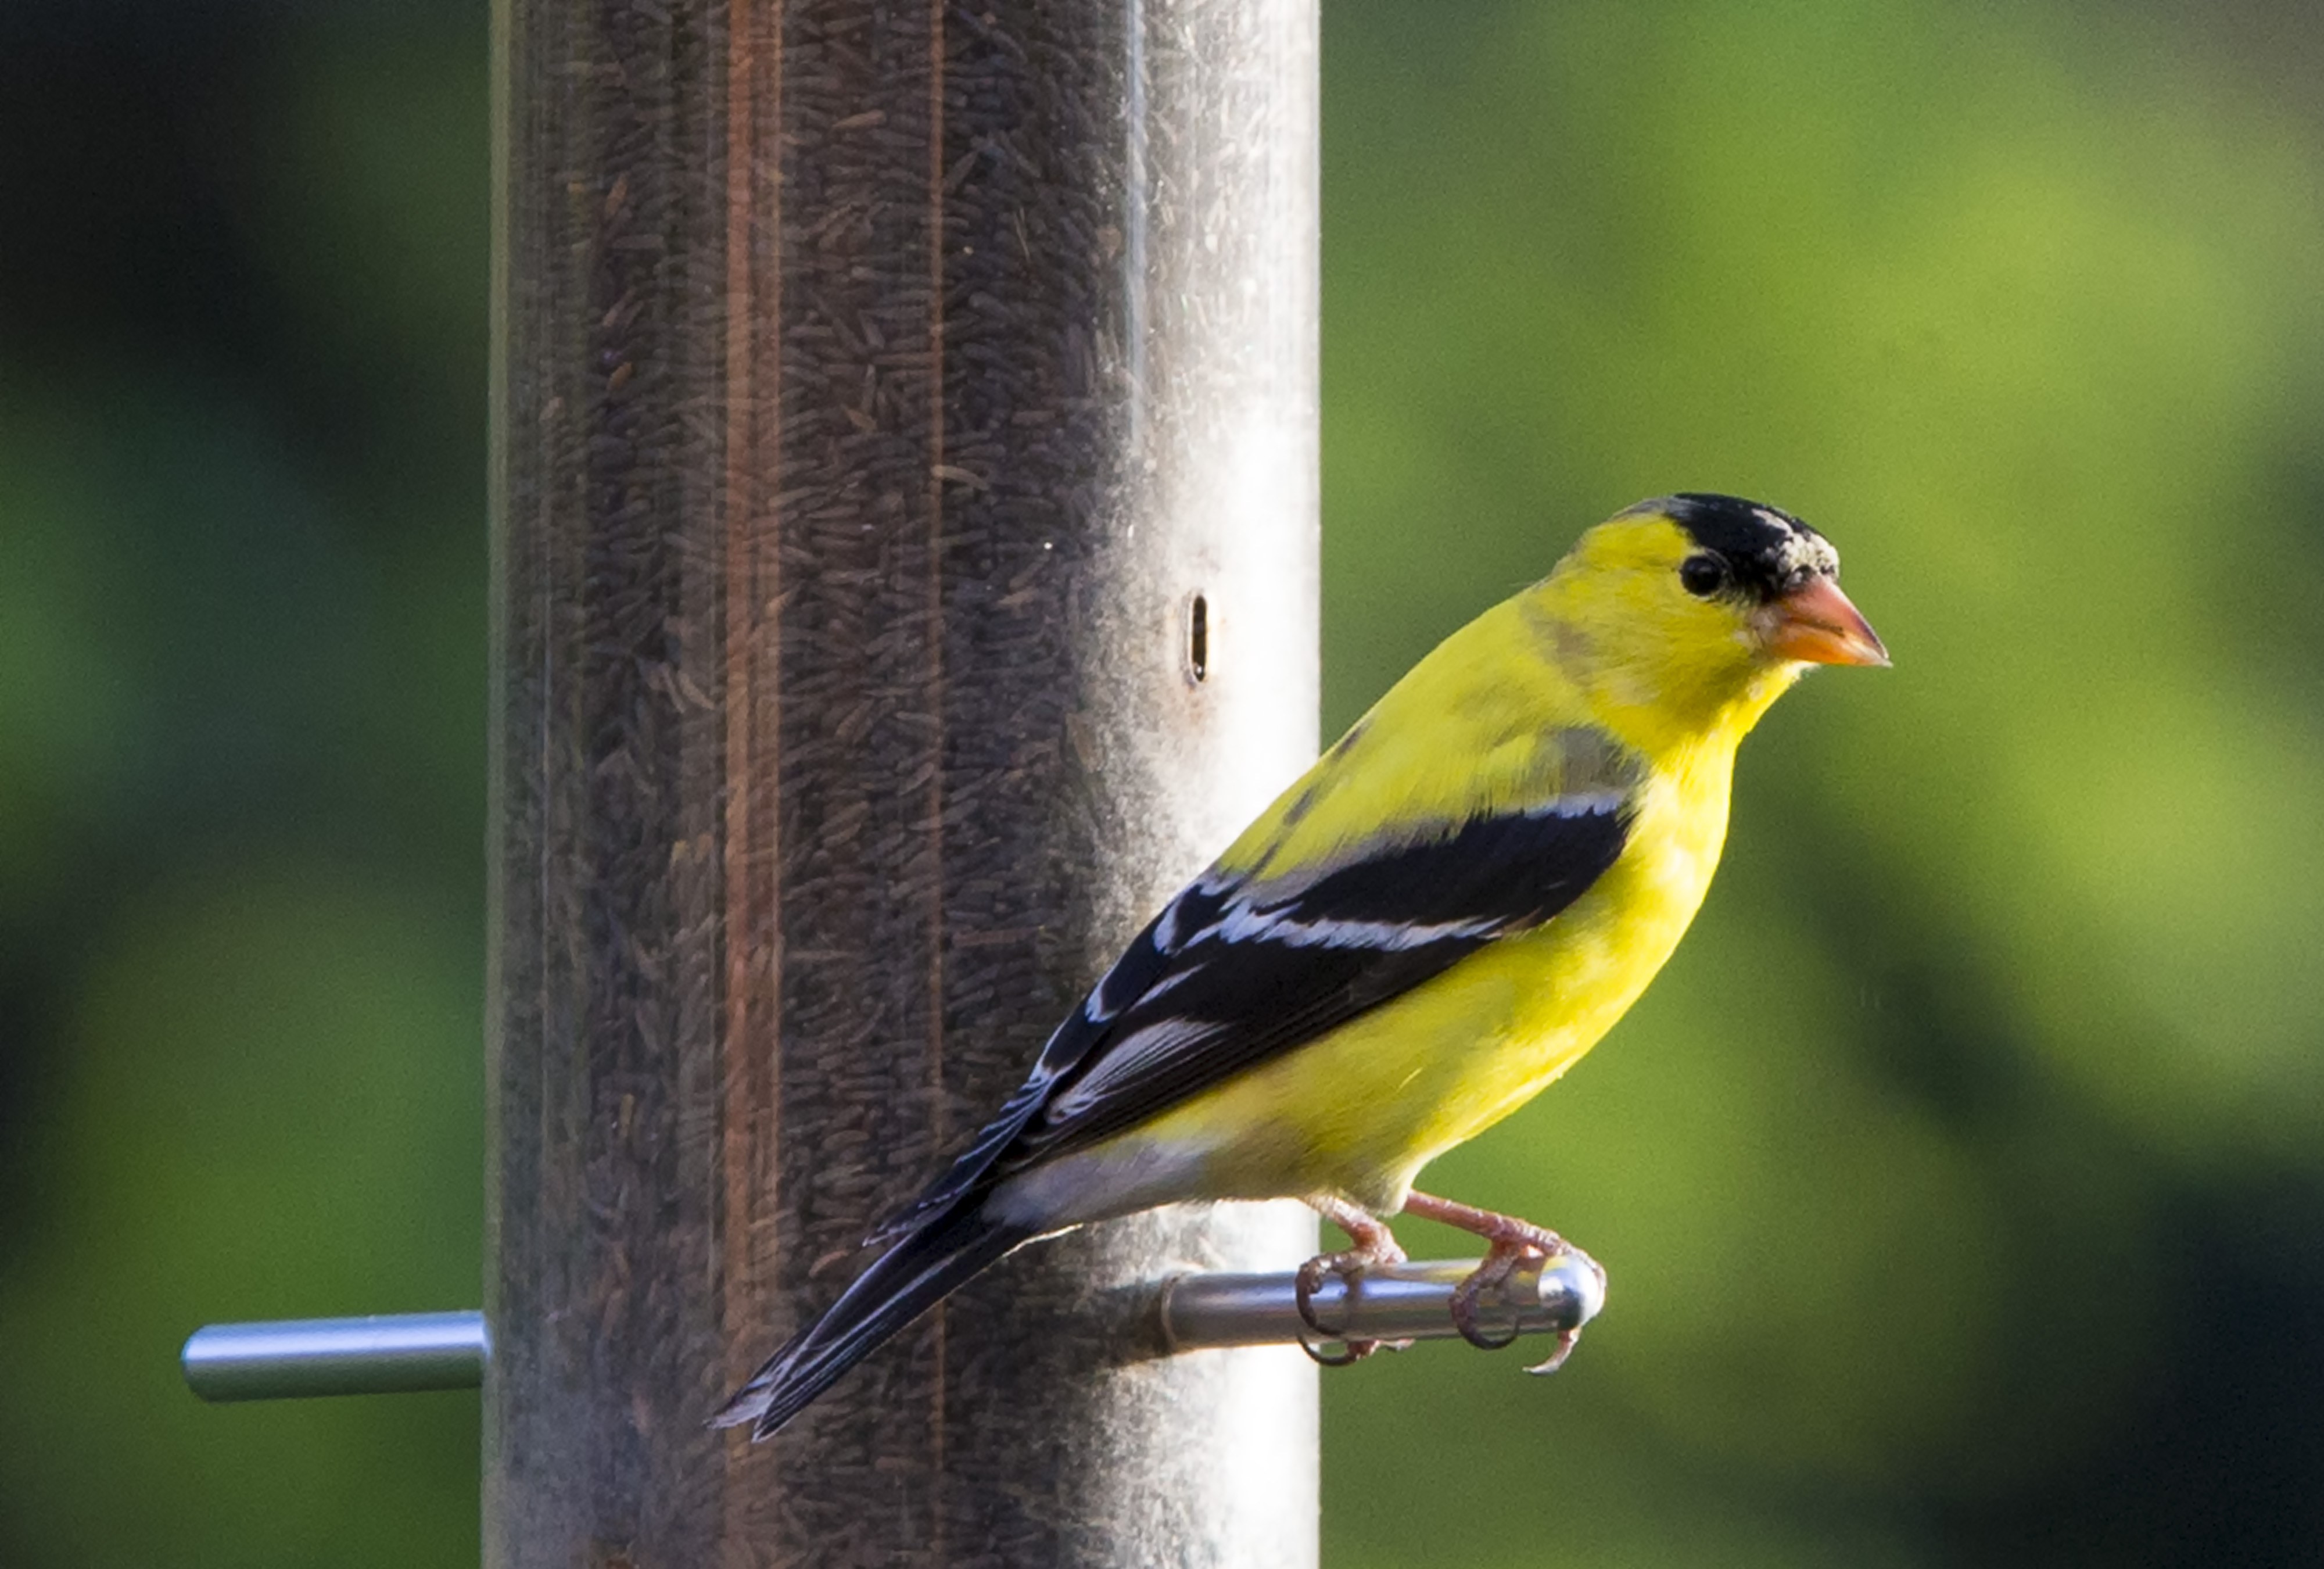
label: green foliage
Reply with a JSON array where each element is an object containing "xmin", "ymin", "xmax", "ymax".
[
  {"xmin": 1321, "ymin": 1, "xmax": 2324, "ymax": 1563},
  {"xmin": 2, "ymin": 865, "xmax": 481, "ymax": 1566}
]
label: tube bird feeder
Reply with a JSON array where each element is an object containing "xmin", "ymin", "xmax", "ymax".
[{"xmin": 489, "ymin": 0, "xmax": 1321, "ymax": 1563}]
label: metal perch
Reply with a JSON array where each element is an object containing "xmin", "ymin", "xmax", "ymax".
[{"xmin": 183, "ymin": 1253, "xmax": 1604, "ymax": 1402}]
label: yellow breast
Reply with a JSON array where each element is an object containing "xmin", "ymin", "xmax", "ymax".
[{"xmin": 1123, "ymin": 741, "xmax": 1737, "ymax": 1215}]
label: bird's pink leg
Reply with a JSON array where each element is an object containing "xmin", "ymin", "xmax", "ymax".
[
  {"xmin": 1296, "ymin": 1195, "xmax": 1410, "ymax": 1366},
  {"xmin": 1402, "ymin": 1190, "xmax": 1602, "ymax": 1372}
]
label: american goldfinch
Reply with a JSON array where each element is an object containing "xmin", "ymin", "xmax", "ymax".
[{"xmin": 716, "ymin": 492, "xmax": 1886, "ymax": 1437}]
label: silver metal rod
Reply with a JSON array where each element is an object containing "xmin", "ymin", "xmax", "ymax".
[
  {"xmin": 181, "ymin": 1311, "xmax": 489, "ymax": 1402},
  {"xmin": 1160, "ymin": 1253, "xmax": 1607, "ymax": 1353},
  {"xmin": 182, "ymin": 1251, "xmax": 1601, "ymax": 1405}
]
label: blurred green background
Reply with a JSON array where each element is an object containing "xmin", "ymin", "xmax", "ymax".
[{"xmin": 3, "ymin": 0, "xmax": 2320, "ymax": 1563}]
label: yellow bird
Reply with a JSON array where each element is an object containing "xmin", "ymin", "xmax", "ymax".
[{"xmin": 716, "ymin": 492, "xmax": 1887, "ymax": 1437}]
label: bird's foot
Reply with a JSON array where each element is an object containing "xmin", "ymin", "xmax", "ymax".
[
  {"xmin": 1403, "ymin": 1190, "xmax": 1602, "ymax": 1372},
  {"xmin": 1296, "ymin": 1195, "xmax": 1411, "ymax": 1366}
]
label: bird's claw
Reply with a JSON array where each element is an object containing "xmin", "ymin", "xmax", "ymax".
[
  {"xmin": 1294, "ymin": 1197, "xmax": 1410, "ymax": 1367},
  {"xmin": 1448, "ymin": 1237, "xmax": 1548, "ymax": 1352},
  {"xmin": 1523, "ymin": 1326, "xmax": 1582, "ymax": 1375},
  {"xmin": 1296, "ymin": 1326, "xmax": 1391, "ymax": 1367},
  {"xmin": 1401, "ymin": 1189, "xmax": 1595, "ymax": 1367},
  {"xmin": 1294, "ymin": 1247, "xmax": 1403, "ymax": 1365},
  {"xmin": 1518, "ymin": 1244, "xmax": 1606, "ymax": 1371}
]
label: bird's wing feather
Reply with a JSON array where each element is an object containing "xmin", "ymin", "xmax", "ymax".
[
  {"xmin": 869, "ymin": 739, "xmax": 1639, "ymax": 1243},
  {"xmin": 1011, "ymin": 797, "xmax": 1633, "ymax": 1164}
]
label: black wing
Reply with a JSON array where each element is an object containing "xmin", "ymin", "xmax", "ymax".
[{"xmin": 868, "ymin": 793, "xmax": 1634, "ymax": 1244}]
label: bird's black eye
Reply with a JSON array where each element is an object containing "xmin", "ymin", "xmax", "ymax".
[{"xmin": 1679, "ymin": 554, "xmax": 1728, "ymax": 598}]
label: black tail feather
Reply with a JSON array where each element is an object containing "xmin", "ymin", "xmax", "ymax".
[{"xmin": 712, "ymin": 1203, "xmax": 1034, "ymax": 1439}]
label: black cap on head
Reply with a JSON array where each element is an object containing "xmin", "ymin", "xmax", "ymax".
[{"xmin": 1633, "ymin": 492, "xmax": 1840, "ymax": 603}]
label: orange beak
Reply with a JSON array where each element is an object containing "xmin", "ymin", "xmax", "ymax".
[{"xmin": 1759, "ymin": 575, "xmax": 1889, "ymax": 667}]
